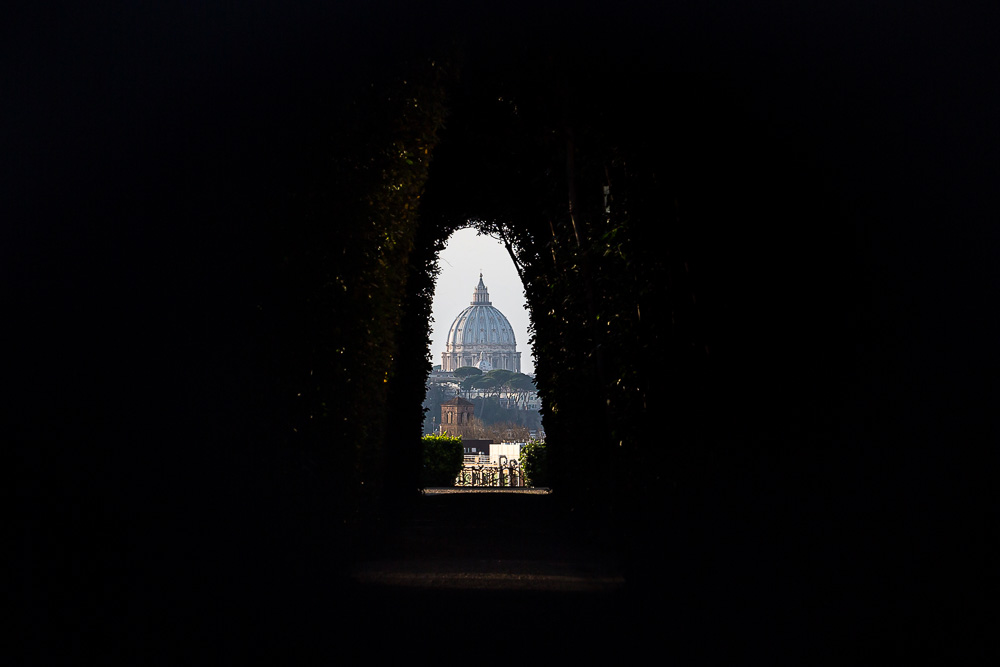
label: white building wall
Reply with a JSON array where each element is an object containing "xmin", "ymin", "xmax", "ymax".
[{"xmin": 489, "ymin": 442, "xmax": 526, "ymax": 465}]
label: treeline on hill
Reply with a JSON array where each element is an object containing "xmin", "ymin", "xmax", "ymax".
[
  {"xmin": 422, "ymin": 385, "xmax": 542, "ymax": 436},
  {"xmin": 422, "ymin": 367, "xmax": 541, "ymax": 435}
]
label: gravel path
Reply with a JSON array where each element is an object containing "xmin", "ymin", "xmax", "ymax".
[{"xmin": 351, "ymin": 489, "xmax": 625, "ymax": 593}]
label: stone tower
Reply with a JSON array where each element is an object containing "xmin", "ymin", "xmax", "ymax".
[{"xmin": 440, "ymin": 395, "xmax": 475, "ymax": 437}]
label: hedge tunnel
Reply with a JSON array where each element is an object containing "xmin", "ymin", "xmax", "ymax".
[{"xmin": 13, "ymin": 3, "xmax": 991, "ymax": 661}]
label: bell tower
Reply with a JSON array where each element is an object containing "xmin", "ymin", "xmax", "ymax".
[{"xmin": 440, "ymin": 396, "xmax": 474, "ymax": 437}]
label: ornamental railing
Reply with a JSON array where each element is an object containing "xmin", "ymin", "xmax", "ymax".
[{"xmin": 454, "ymin": 455, "xmax": 525, "ymax": 488}]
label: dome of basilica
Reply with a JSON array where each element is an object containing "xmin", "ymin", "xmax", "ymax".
[{"xmin": 441, "ymin": 274, "xmax": 521, "ymax": 373}]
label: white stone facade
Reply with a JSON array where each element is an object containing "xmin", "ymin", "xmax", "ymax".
[{"xmin": 441, "ymin": 274, "xmax": 521, "ymax": 373}]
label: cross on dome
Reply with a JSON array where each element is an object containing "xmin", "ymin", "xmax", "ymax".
[{"xmin": 472, "ymin": 273, "xmax": 491, "ymax": 305}]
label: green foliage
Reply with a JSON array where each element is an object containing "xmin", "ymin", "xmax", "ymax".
[
  {"xmin": 250, "ymin": 38, "xmax": 840, "ymax": 537},
  {"xmin": 471, "ymin": 375, "xmax": 500, "ymax": 393},
  {"xmin": 520, "ymin": 440, "xmax": 549, "ymax": 487},
  {"xmin": 459, "ymin": 376, "xmax": 481, "ymax": 395},
  {"xmin": 421, "ymin": 382, "xmax": 451, "ymax": 434},
  {"xmin": 256, "ymin": 55, "xmax": 453, "ymax": 520},
  {"xmin": 452, "ymin": 366, "xmax": 483, "ymax": 380},
  {"xmin": 463, "ymin": 369, "xmax": 534, "ymax": 402},
  {"xmin": 508, "ymin": 373, "xmax": 536, "ymax": 393},
  {"xmin": 484, "ymin": 369, "xmax": 515, "ymax": 385},
  {"xmin": 420, "ymin": 434, "xmax": 464, "ymax": 487}
]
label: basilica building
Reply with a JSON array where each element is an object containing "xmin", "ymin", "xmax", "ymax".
[{"xmin": 441, "ymin": 274, "xmax": 521, "ymax": 373}]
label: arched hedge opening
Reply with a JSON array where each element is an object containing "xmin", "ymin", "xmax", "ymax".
[
  {"xmin": 403, "ymin": 42, "xmax": 852, "ymax": 542},
  {"xmin": 16, "ymin": 5, "xmax": 988, "ymax": 659},
  {"xmin": 201, "ymin": 30, "xmax": 858, "ymax": 553},
  {"xmin": 13, "ymin": 11, "xmax": 857, "ymax": 592}
]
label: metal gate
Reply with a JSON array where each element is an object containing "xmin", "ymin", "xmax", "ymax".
[{"xmin": 454, "ymin": 455, "xmax": 524, "ymax": 488}]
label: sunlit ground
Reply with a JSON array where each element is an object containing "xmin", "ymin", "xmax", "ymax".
[
  {"xmin": 420, "ymin": 487, "xmax": 551, "ymax": 494},
  {"xmin": 352, "ymin": 561, "xmax": 625, "ymax": 592}
]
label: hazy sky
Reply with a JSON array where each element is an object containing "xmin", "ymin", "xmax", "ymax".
[{"xmin": 429, "ymin": 227, "xmax": 534, "ymax": 375}]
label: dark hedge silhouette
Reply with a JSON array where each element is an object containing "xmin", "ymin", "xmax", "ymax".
[
  {"xmin": 13, "ymin": 4, "xmax": 990, "ymax": 662},
  {"xmin": 419, "ymin": 434, "xmax": 464, "ymax": 487}
]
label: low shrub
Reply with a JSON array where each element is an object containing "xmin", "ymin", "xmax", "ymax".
[
  {"xmin": 420, "ymin": 434, "xmax": 464, "ymax": 487},
  {"xmin": 520, "ymin": 440, "xmax": 549, "ymax": 487}
]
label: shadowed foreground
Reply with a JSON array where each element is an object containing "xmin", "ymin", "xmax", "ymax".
[
  {"xmin": 21, "ymin": 477, "xmax": 981, "ymax": 663},
  {"xmin": 11, "ymin": 3, "xmax": 992, "ymax": 664},
  {"xmin": 353, "ymin": 489, "xmax": 624, "ymax": 592},
  {"xmin": 341, "ymin": 490, "xmax": 810, "ymax": 660},
  {"xmin": 345, "ymin": 491, "xmax": 637, "ymax": 655},
  {"xmin": 341, "ymin": 488, "xmax": 982, "ymax": 662}
]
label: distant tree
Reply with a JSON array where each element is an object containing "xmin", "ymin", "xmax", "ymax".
[
  {"xmin": 457, "ymin": 376, "xmax": 478, "ymax": 398},
  {"xmin": 504, "ymin": 372, "xmax": 536, "ymax": 407},
  {"xmin": 508, "ymin": 373, "xmax": 536, "ymax": 392},
  {"xmin": 454, "ymin": 367, "xmax": 483, "ymax": 397},
  {"xmin": 461, "ymin": 416, "xmax": 492, "ymax": 440},
  {"xmin": 471, "ymin": 374, "xmax": 502, "ymax": 398},
  {"xmin": 452, "ymin": 366, "xmax": 483, "ymax": 381},
  {"xmin": 471, "ymin": 370, "xmax": 516, "ymax": 401},
  {"xmin": 485, "ymin": 369, "xmax": 515, "ymax": 386}
]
